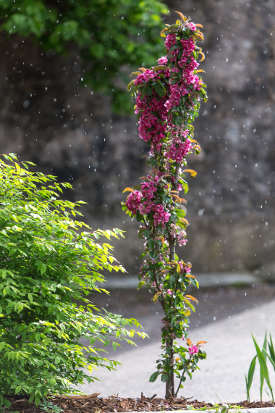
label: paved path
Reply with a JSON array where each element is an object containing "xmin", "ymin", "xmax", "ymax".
[{"xmin": 79, "ymin": 298, "xmax": 275, "ymax": 403}]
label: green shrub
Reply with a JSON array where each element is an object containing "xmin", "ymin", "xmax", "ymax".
[
  {"xmin": 0, "ymin": 0, "xmax": 168, "ymax": 112},
  {"xmin": 0, "ymin": 153, "xmax": 145, "ymax": 408}
]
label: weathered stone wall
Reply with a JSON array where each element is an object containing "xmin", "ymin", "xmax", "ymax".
[{"xmin": 0, "ymin": 0, "xmax": 274, "ymax": 278}]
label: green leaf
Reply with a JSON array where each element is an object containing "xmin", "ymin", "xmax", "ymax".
[
  {"xmin": 265, "ymin": 351, "xmax": 275, "ymax": 374},
  {"xmin": 154, "ymin": 80, "xmax": 166, "ymax": 97},
  {"xmin": 149, "ymin": 371, "xmax": 159, "ymax": 382},
  {"xmin": 268, "ymin": 334, "xmax": 275, "ymax": 368},
  {"xmin": 175, "ymin": 208, "xmax": 187, "ymax": 218},
  {"xmin": 245, "ymin": 355, "xmax": 256, "ymax": 401},
  {"xmin": 161, "ymin": 374, "xmax": 168, "ymax": 382},
  {"xmin": 252, "ymin": 336, "xmax": 274, "ymax": 402}
]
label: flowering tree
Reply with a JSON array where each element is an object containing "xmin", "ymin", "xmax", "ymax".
[{"xmin": 122, "ymin": 13, "xmax": 207, "ymax": 398}]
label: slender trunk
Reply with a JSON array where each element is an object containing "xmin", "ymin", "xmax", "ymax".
[
  {"xmin": 165, "ymin": 333, "xmax": 175, "ymax": 398},
  {"xmin": 165, "ymin": 231, "xmax": 176, "ymax": 398},
  {"xmin": 164, "ymin": 167, "xmax": 179, "ymax": 399}
]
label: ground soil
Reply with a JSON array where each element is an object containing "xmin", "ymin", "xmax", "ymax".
[{"xmin": 5, "ymin": 394, "xmax": 275, "ymax": 412}]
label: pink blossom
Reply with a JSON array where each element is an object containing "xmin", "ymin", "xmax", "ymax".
[
  {"xmin": 141, "ymin": 181, "xmax": 156, "ymax": 200},
  {"xmin": 152, "ymin": 142, "xmax": 163, "ymax": 152},
  {"xmin": 165, "ymin": 33, "xmax": 176, "ymax": 50},
  {"xmin": 170, "ymin": 223, "xmax": 177, "ymax": 238},
  {"xmin": 177, "ymin": 231, "xmax": 188, "ymax": 246},
  {"xmin": 164, "ymin": 84, "xmax": 188, "ymax": 111},
  {"xmin": 139, "ymin": 201, "xmax": 154, "ymax": 215},
  {"xmin": 181, "ymin": 129, "xmax": 189, "ymax": 138},
  {"xmin": 180, "ymin": 56, "xmax": 199, "ymax": 72},
  {"xmin": 193, "ymin": 75, "xmax": 201, "ymax": 90},
  {"xmin": 138, "ymin": 113, "xmax": 166, "ymax": 143},
  {"xmin": 126, "ymin": 190, "xmax": 142, "ymax": 214},
  {"xmin": 180, "ymin": 38, "xmax": 195, "ymax": 55},
  {"xmin": 167, "ymin": 138, "xmax": 192, "ymax": 163},
  {"xmin": 177, "ymin": 261, "xmax": 184, "ymax": 272},
  {"xmin": 184, "ymin": 264, "xmax": 192, "ymax": 274},
  {"xmin": 158, "ymin": 56, "xmax": 168, "ymax": 65},
  {"xmin": 184, "ymin": 73, "xmax": 200, "ymax": 88},
  {"xmin": 135, "ymin": 85, "xmax": 168, "ymax": 145},
  {"xmin": 188, "ymin": 345, "xmax": 199, "ymax": 355},
  {"xmin": 134, "ymin": 69, "xmax": 155, "ymax": 85},
  {"xmin": 153, "ymin": 204, "xmax": 171, "ymax": 226},
  {"xmin": 167, "ymin": 289, "xmax": 173, "ymax": 296},
  {"xmin": 187, "ymin": 22, "xmax": 196, "ymax": 31}
]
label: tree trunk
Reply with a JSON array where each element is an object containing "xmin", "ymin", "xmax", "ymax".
[
  {"xmin": 165, "ymin": 228, "xmax": 177, "ymax": 398},
  {"xmin": 165, "ymin": 333, "xmax": 175, "ymax": 398}
]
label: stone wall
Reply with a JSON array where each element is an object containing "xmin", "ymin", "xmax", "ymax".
[{"xmin": 0, "ymin": 0, "xmax": 274, "ymax": 279}]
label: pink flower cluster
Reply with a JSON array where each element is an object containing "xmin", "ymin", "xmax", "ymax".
[
  {"xmin": 188, "ymin": 345, "xmax": 199, "ymax": 355},
  {"xmin": 138, "ymin": 111, "xmax": 166, "ymax": 146},
  {"xmin": 187, "ymin": 22, "xmax": 196, "ymax": 31},
  {"xmin": 125, "ymin": 190, "xmax": 142, "ymax": 214},
  {"xmin": 133, "ymin": 28, "xmax": 201, "ymax": 156},
  {"xmin": 134, "ymin": 69, "xmax": 169, "ymax": 149},
  {"xmin": 126, "ymin": 19, "xmax": 203, "ymax": 233},
  {"xmin": 153, "ymin": 204, "xmax": 171, "ymax": 226},
  {"xmin": 162, "ymin": 37, "xmax": 201, "ymax": 115},
  {"xmin": 158, "ymin": 56, "xmax": 168, "ymax": 65},
  {"xmin": 126, "ymin": 176, "xmax": 171, "ymax": 227},
  {"xmin": 141, "ymin": 177, "xmax": 158, "ymax": 200},
  {"xmin": 170, "ymin": 225, "xmax": 187, "ymax": 246},
  {"xmin": 167, "ymin": 138, "xmax": 192, "ymax": 163},
  {"xmin": 134, "ymin": 68, "xmax": 156, "ymax": 86},
  {"xmin": 180, "ymin": 38, "xmax": 195, "ymax": 56},
  {"xmin": 164, "ymin": 84, "xmax": 188, "ymax": 111},
  {"xmin": 177, "ymin": 231, "xmax": 188, "ymax": 246},
  {"xmin": 184, "ymin": 264, "xmax": 192, "ymax": 274},
  {"xmin": 165, "ymin": 33, "xmax": 176, "ymax": 50},
  {"xmin": 139, "ymin": 176, "xmax": 158, "ymax": 215}
]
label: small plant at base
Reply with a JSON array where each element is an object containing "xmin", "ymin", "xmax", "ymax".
[
  {"xmin": 40, "ymin": 400, "xmax": 63, "ymax": 413},
  {"xmin": 122, "ymin": 12, "xmax": 207, "ymax": 398},
  {"xmin": 187, "ymin": 403, "xmax": 242, "ymax": 413},
  {"xmin": 245, "ymin": 333, "xmax": 275, "ymax": 402},
  {"xmin": 0, "ymin": 153, "xmax": 146, "ymax": 409}
]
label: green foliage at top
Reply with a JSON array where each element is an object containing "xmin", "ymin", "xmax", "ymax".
[
  {"xmin": 0, "ymin": 153, "xmax": 146, "ymax": 408},
  {"xmin": 0, "ymin": 0, "xmax": 169, "ymax": 112}
]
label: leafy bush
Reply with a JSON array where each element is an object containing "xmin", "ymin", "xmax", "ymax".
[
  {"xmin": 0, "ymin": 153, "xmax": 145, "ymax": 408},
  {"xmin": 0, "ymin": 0, "xmax": 168, "ymax": 111}
]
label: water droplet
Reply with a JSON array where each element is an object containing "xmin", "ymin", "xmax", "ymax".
[{"xmin": 23, "ymin": 100, "xmax": 30, "ymax": 109}]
